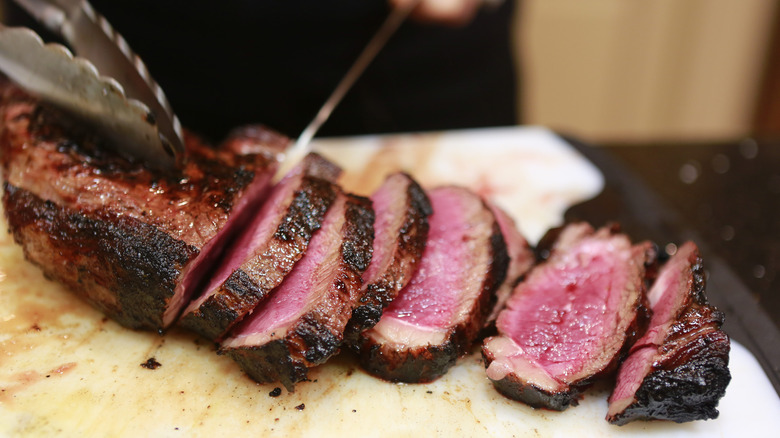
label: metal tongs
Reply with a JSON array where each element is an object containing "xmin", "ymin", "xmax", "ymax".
[{"xmin": 0, "ymin": 0, "xmax": 184, "ymax": 169}]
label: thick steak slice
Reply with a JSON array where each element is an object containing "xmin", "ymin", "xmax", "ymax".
[
  {"xmin": 343, "ymin": 173, "xmax": 432, "ymax": 346},
  {"xmin": 357, "ymin": 186, "xmax": 508, "ymax": 383},
  {"xmin": 482, "ymin": 223, "xmax": 653, "ymax": 410},
  {"xmin": 221, "ymin": 192, "xmax": 374, "ymax": 391},
  {"xmin": 485, "ymin": 203, "xmax": 534, "ymax": 325},
  {"xmin": 607, "ymin": 242, "xmax": 730, "ymax": 425},
  {"xmin": 178, "ymin": 153, "xmax": 341, "ymax": 341},
  {"xmin": 0, "ymin": 81, "xmax": 276, "ymax": 331}
]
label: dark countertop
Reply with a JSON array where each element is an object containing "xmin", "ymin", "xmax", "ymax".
[
  {"xmin": 604, "ymin": 139, "xmax": 780, "ymax": 328},
  {"xmin": 563, "ymin": 137, "xmax": 780, "ymax": 394}
]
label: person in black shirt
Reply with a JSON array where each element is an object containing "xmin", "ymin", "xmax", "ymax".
[{"xmin": 5, "ymin": 0, "xmax": 518, "ymax": 142}]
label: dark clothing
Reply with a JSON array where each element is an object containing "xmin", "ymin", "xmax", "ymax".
[{"xmin": 7, "ymin": 0, "xmax": 517, "ymax": 141}]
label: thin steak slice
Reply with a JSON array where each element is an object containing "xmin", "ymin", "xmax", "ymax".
[
  {"xmin": 356, "ymin": 186, "xmax": 508, "ymax": 383},
  {"xmin": 485, "ymin": 202, "xmax": 535, "ymax": 325},
  {"xmin": 343, "ymin": 172, "xmax": 432, "ymax": 346},
  {"xmin": 482, "ymin": 223, "xmax": 653, "ymax": 410},
  {"xmin": 607, "ymin": 241, "xmax": 730, "ymax": 425},
  {"xmin": 178, "ymin": 153, "xmax": 341, "ymax": 341},
  {"xmin": 220, "ymin": 191, "xmax": 374, "ymax": 391},
  {"xmin": 0, "ymin": 80, "xmax": 276, "ymax": 331}
]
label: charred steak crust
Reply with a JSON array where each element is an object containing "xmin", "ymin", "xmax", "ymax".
[
  {"xmin": 0, "ymin": 82, "xmax": 275, "ymax": 331},
  {"xmin": 357, "ymin": 187, "xmax": 508, "ymax": 383},
  {"xmin": 178, "ymin": 176, "xmax": 340, "ymax": 340},
  {"xmin": 223, "ymin": 193, "xmax": 374, "ymax": 391},
  {"xmin": 340, "ymin": 194, "xmax": 375, "ymax": 276},
  {"xmin": 360, "ymin": 338, "xmax": 459, "ymax": 384},
  {"xmin": 344, "ymin": 174, "xmax": 432, "ymax": 345},
  {"xmin": 3, "ymin": 184, "xmax": 197, "ymax": 329},
  {"xmin": 619, "ymin": 330, "xmax": 730, "ymax": 424},
  {"xmin": 608, "ymin": 244, "xmax": 731, "ymax": 425},
  {"xmin": 480, "ymin": 344, "xmax": 579, "ymax": 411},
  {"xmin": 482, "ymin": 223, "xmax": 653, "ymax": 410}
]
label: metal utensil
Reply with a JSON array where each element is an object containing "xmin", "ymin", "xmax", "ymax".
[
  {"xmin": 5, "ymin": 0, "xmax": 184, "ymax": 168},
  {"xmin": 274, "ymin": 1, "xmax": 419, "ymax": 181}
]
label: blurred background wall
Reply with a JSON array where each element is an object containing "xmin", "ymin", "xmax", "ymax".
[{"xmin": 516, "ymin": 0, "xmax": 780, "ymax": 143}]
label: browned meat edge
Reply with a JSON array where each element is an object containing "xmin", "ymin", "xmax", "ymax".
[
  {"xmin": 343, "ymin": 174, "xmax": 432, "ymax": 346},
  {"xmin": 3, "ymin": 184, "xmax": 196, "ymax": 330},
  {"xmin": 178, "ymin": 174, "xmax": 340, "ymax": 341},
  {"xmin": 0, "ymin": 81, "xmax": 275, "ymax": 331},
  {"xmin": 223, "ymin": 193, "xmax": 374, "ymax": 391},
  {"xmin": 608, "ymin": 244, "xmax": 731, "ymax": 425},
  {"xmin": 357, "ymin": 189, "xmax": 508, "ymax": 383}
]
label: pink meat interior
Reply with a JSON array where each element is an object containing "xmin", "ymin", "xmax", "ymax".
[
  {"xmin": 609, "ymin": 346, "xmax": 656, "ymax": 404},
  {"xmin": 361, "ymin": 174, "xmax": 406, "ymax": 285},
  {"xmin": 381, "ymin": 189, "xmax": 470, "ymax": 329},
  {"xmin": 230, "ymin": 195, "xmax": 346, "ymax": 339},
  {"xmin": 182, "ymin": 169, "xmax": 302, "ymax": 314},
  {"xmin": 490, "ymin": 203, "xmax": 528, "ymax": 266},
  {"xmin": 497, "ymin": 238, "xmax": 632, "ymax": 378},
  {"xmin": 165, "ymin": 170, "xmax": 273, "ymax": 326}
]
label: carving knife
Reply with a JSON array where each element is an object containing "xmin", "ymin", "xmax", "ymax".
[
  {"xmin": 274, "ymin": 1, "xmax": 420, "ymax": 181},
  {"xmin": 3, "ymin": 0, "xmax": 184, "ymax": 168}
]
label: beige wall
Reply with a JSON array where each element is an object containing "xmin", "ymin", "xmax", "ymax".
[{"xmin": 516, "ymin": 0, "xmax": 778, "ymax": 143}]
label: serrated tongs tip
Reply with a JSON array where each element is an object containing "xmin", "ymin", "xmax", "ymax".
[{"xmin": 3, "ymin": 0, "xmax": 184, "ymax": 170}]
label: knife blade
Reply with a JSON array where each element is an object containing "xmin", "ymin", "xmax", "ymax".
[
  {"xmin": 274, "ymin": 1, "xmax": 420, "ymax": 181},
  {"xmin": 8, "ymin": 0, "xmax": 184, "ymax": 168}
]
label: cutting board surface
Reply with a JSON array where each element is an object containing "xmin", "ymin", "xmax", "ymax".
[{"xmin": 1, "ymin": 127, "xmax": 777, "ymax": 437}]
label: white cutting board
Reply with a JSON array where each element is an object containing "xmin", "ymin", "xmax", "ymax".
[{"xmin": 1, "ymin": 126, "xmax": 777, "ymax": 437}]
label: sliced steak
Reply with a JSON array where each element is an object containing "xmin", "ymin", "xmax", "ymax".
[
  {"xmin": 607, "ymin": 241, "xmax": 730, "ymax": 425},
  {"xmin": 221, "ymin": 191, "xmax": 374, "ymax": 391},
  {"xmin": 178, "ymin": 153, "xmax": 341, "ymax": 341},
  {"xmin": 343, "ymin": 172, "xmax": 432, "ymax": 346},
  {"xmin": 485, "ymin": 203, "xmax": 535, "ymax": 325},
  {"xmin": 356, "ymin": 186, "xmax": 508, "ymax": 383},
  {"xmin": 0, "ymin": 80, "xmax": 276, "ymax": 331},
  {"xmin": 482, "ymin": 223, "xmax": 653, "ymax": 410}
]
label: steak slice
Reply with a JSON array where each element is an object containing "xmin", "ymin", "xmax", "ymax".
[
  {"xmin": 221, "ymin": 191, "xmax": 374, "ymax": 391},
  {"xmin": 356, "ymin": 186, "xmax": 508, "ymax": 383},
  {"xmin": 485, "ymin": 202, "xmax": 535, "ymax": 325},
  {"xmin": 607, "ymin": 241, "xmax": 730, "ymax": 425},
  {"xmin": 0, "ymin": 80, "xmax": 276, "ymax": 331},
  {"xmin": 343, "ymin": 172, "xmax": 432, "ymax": 346},
  {"xmin": 178, "ymin": 153, "xmax": 341, "ymax": 341},
  {"xmin": 482, "ymin": 223, "xmax": 653, "ymax": 410}
]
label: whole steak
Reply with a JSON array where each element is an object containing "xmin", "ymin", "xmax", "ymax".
[{"xmin": 0, "ymin": 80, "xmax": 276, "ymax": 331}]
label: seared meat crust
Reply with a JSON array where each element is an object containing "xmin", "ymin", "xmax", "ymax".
[{"xmin": 0, "ymin": 80, "xmax": 276, "ymax": 330}]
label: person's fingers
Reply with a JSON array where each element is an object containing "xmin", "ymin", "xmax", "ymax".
[{"xmin": 390, "ymin": 0, "xmax": 482, "ymax": 26}]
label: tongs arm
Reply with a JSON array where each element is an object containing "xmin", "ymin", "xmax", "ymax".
[{"xmin": 8, "ymin": 0, "xmax": 184, "ymax": 167}]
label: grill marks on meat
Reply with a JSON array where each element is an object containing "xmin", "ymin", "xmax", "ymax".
[
  {"xmin": 482, "ymin": 223, "xmax": 653, "ymax": 410},
  {"xmin": 0, "ymin": 82, "xmax": 276, "ymax": 330},
  {"xmin": 607, "ymin": 242, "xmax": 730, "ymax": 425},
  {"xmin": 221, "ymin": 192, "xmax": 374, "ymax": 391},
  {"xmin": 343, "ymin": 173, "xmax": 432, "ymax": 346},
  {"xmin": 356, "ymin": 186, "xmax": 508, "ymax": 383},
  {"xmin": 178, "ymin": 154, "xmax": 341, "ymax": 341}
]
